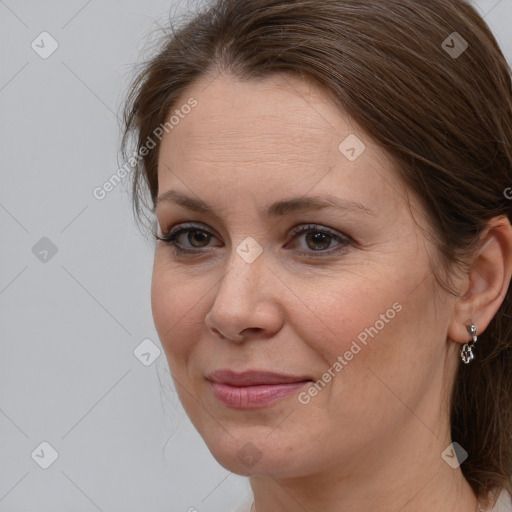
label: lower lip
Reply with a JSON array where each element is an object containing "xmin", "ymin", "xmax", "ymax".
[{"xmin": 208, "ymin": 380, "xmax": 312, "ymax": 409}]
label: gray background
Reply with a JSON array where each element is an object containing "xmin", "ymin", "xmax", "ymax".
[{"xmin": 0, "ymin": 0, "xmax": 510, "ymax": 510}]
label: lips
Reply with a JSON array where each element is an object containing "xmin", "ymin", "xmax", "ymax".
[
  {"xmin": 206, "ymin": 369, "xmax": 313, "ymax": 386},
  {"xmin": 206, "ymin": 369, "xmax": 314, "ymax": 409}
]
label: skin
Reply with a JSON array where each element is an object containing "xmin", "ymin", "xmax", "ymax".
[{"xmin": 151, "ymin": 71, "xmax": 512, "ymax": 512}]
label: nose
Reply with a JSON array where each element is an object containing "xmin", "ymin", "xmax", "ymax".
[{"xmin": 204, "ymin": 251, "xmax": 284, "ymax": 342}]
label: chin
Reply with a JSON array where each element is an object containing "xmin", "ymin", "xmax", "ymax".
[{"xmin": 201, "ymin": 430, "xmax": 313, "ymax": 478}]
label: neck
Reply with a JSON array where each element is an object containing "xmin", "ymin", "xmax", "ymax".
[{"xmin": 248, "ymin": 420, "xmax": 479, "ymax": 512}]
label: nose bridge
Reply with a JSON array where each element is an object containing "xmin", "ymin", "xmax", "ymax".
[
  {"xmin": 219, "ymin": 239, "xmax": 266, "ymax": 301},
  {"xmin": 206, "ymin": 239, "xmax": 280, "ymax": 340}
]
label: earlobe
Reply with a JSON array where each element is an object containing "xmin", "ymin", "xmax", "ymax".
[{"xmin": 448, "ymin": 215, "xmax": 512, "ymax": 350}]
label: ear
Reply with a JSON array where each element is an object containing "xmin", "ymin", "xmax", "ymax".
[{"xmin": 448, "ymin": 215, "xmax": 512, "ymax": 345}]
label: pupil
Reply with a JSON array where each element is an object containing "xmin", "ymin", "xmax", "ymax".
[
  {"xmin": 189, "ymin": 230, "xmax": 210, "ymax": 247},
  {"xmin": 307, "ymin": 232, "xmax": 330, "ymax": 250}
]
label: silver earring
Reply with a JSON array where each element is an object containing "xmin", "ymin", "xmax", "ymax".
[{"xmin": 460, "ymin": 323, "xmax": 478, "ymax": 364}]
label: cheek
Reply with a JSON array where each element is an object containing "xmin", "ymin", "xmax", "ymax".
[
  {"xmin": 313, "ymin": 272, "xmax": 445, "ymax": 420},
  {"xmin": 150, "ymin": 257, "xmax": 202, "ymax": 361},
  {"xmin": 293, "ymin": 276, "xmax": 401, "ymax": 363},
  {"xmin": 295, "ymin": 267, "xmax": 435, "ymax": 401}
]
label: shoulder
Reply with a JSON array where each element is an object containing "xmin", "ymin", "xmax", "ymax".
[
  {"xmin": 232, "ymin": 490, "xmax": 253, "ymax": 512},
  {"xmin": 230, "ymin": 488, "xmax": 512, "ymax": 511},
  {"xmin": 489, "ymin": 487, "xmax": 512, "ymax": 512}
]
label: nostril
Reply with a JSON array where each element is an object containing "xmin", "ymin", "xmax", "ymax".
[{"xmin": 211, "ymin": 327, "xmax": 246, "ymax": 342}]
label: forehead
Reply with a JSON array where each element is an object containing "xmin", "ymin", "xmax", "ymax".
[
  {"xmin": 156, "ymin": 72, "xmax": 409, "ymax": 217},
  {"xmin": 161, "ymin": 72, "xmax": 358, "ymax": 161}
]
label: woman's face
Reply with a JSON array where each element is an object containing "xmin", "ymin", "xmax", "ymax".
[{"xmin": 152, "ymin": 72, "xmax": 460, "ymax": 479}]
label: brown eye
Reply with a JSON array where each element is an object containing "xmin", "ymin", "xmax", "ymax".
[
  {"xmin": 286, "ymin": 224, "xmax": 352, "ymax": 257},
  {"xmin": 185, "ymin": 229, "xmax": 211, "ymax": 248},
  {"xmin": 154, "ymin": 223, "xmax": 220, "ymax": 255},
  {"xmin": 304, "ymin": 231, "xmax": 333, "ymax": 251}
]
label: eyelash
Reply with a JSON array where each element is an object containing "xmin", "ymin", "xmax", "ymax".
[{"xmin": 153, "ymin": 222, "xmax": 353, "ymax": 259}]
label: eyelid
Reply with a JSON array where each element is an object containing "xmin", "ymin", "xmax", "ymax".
[
  {"xmin": 157, "ymin": 222, "xmax": 222, "ymax": 247},
  {"xmin": 288, "ymin": 223, "xmax": 345, "ymax": 239},
  {"xmin": 158, "ymin": 221, "xmax": 220, "ymax": 240},
  {"xmin": 170, "ymin": 221, "xmax": 216, "ymax": 236}
]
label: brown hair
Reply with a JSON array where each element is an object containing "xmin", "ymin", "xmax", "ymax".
[{"xmin": 121, "ymin": 0, "xmax": 512, "ymax": 502}]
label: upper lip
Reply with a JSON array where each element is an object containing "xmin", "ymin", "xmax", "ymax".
[{"xmin": 206, "ymin": 369, "xmax": 313, "ymax": 386}]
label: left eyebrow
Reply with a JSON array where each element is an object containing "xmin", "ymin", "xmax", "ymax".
[
  {"xmin": 155, "ymin": 189, "xmax": 375, "ymax": 218},
  {"xmin": 265, "ymin": 194, "xmax": 376, "ymax": 217}
]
